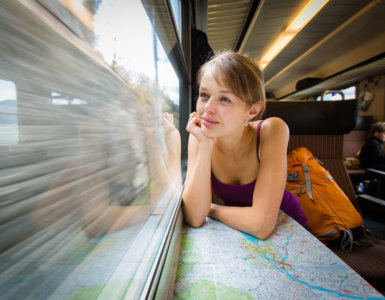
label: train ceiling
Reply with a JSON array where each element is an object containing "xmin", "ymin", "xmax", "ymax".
[{"xmin": 202, "ymin": 0, "xmax": 385, "ymax": 99}]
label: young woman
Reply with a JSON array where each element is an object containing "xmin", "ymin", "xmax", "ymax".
[{"xmin": 182, "ymin": 51, "xmax": 307, "ymax": 240}]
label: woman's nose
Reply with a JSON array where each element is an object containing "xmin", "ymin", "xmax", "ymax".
[{"xmin": 204, "ymin": 97, "xmax": 216, "ymax": 114}]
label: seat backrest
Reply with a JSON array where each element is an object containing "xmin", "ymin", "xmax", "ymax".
[
  {"xmin": 264, "ymin": 100, "xmax": 358, "ymax": 135},
  {"xmin": 343, "ymin": 130, "xmax": 369, "ymax": 158},
  {"xmin": 264, "ymin": 100, "xmax": 360, "ymax": 211}
]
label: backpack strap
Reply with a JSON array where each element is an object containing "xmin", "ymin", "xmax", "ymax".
[
  {"xmin": 316, "ymin": 228, "xmax": 339, "ymax": 238},
  {"xmin": 340, "ymin": 229, "xmax": 354, "ymax": 252},
  {"xmin": 302, "ymin": 164, "xmax": 314, "ymax": 200}
]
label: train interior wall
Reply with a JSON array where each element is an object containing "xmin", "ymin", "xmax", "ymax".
[{"xmin": 357, "ymin": 74, "xmax": 385, "ymax": 122}]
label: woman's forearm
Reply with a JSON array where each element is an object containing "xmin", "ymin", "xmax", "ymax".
[
  {"xmin": 182, "ymin": 142, "xmax": 213, "ymax": 227},
  {"xmin": 209, "ymin": 204, "xmax": 278, "ymax": 240}
]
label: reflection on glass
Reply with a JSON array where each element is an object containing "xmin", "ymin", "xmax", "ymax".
[
  {"xmin": 170, "ymin": 0, "xmax": 182, "ymax": 38},
  {"xmin": 93, "ymin": 0, "xmax": 179, "ymax": 122},
  {"xmin": 0, "ymin": 1, "xmax": 181, "ymax": 299},
  {"xmin": 0, "ymin": 79, "xmax": 18, "ymax": 144}
]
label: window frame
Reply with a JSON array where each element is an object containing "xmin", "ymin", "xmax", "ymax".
[{"xmin": 138, "ymin": 1, "xmax": 190, "ymax": 297}]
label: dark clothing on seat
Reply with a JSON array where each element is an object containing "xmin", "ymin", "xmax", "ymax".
[{"xmin": 359, "ymin": 137, "xmax": 385, "ymax": 170}]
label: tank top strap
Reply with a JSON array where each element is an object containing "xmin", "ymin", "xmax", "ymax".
[{"xmin": 256, "ymin": 120, "xmax": 264, "ymax": 163}]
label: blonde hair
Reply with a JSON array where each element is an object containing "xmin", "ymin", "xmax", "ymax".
[{"xmin": 197, "ymin": 51, "xmax": 266, "ymax": 120}]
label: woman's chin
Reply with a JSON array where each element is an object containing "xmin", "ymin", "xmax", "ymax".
[{"xmin": 201, "ymin": 127, "xmax": 217, "ymax": 138}]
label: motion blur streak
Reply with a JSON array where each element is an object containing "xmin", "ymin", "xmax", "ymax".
[{"xmin": 0, "ymin": 1, "xmax": 182, "ymax": 299}]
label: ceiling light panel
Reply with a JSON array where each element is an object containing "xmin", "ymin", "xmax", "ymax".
[{"xmin": 207, "ymin": 0, "xmax": 253, "ymax": 51}]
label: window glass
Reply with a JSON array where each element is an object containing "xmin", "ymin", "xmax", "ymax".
[
  {"xmin": 0, "ymin": 1, "xmax": 182, "ymax": 299},
  {"xmin": 170, "ymin": 0, "xmax": 182, "ymax": 39},
  {"xmin": 51, "ymin": 92, "xmax": 88, "ymax": 105},
  {"xmin": 93, "ymin": 0, "xmax": 180, "ymax": 127},
  {"xmin": 0, "ymin": 79, "xmax": 18, "ymax": 145},
  {"xmin": 341, "ymin": 86, "xmax": 356, "ymax": 99},
  {"xmin": 317, "ymin": 86, "xmax": 356, "ymax": 101}
]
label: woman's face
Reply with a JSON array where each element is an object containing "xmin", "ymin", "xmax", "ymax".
[{"xmin": 196, "ymin": 69, "xmax": 255, "ymax": 138}]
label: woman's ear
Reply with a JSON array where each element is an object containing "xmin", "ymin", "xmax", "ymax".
[{"xmin": 247, "ymin": 103, "xmax": 261, "ymax": 120}]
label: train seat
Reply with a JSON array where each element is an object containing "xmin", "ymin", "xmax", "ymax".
[
  {"xmin": 341, "ymin": 115, "xmax": 385, "ymax": 211},
  {"xmin": 265, "ymin": 99, "xmax": 359, "ymax": 207},
  {"xmin": 343, "ymin": 116, "xmax": 373, "ymax": 186},
  {"xmin": 265, "ymin": 99, "xmax": 385, "ymax": 293}
]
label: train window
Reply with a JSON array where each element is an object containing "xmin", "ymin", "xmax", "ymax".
[
  {"xmin": 51, "ymin": 92, "xmax": 88, "ymax": 105},
  {"xmin": 93, "ymin": 0, "xmax": 180, "ymax": 126},
  {"xmin": 0, "ymin": 79, "xmax": 18, "ymax": 145},
  {"xmin": 342, "ymin": 86, "xmax": 357, "ymax": 99},
  {"xmin": 0, "ymin": 1, "xmax": 182, "ymax": 299},
  {"xmin": 317, "ymin": 86, "xmax": 356, "ymax": 101},
  {"xmin": 170, "ymin": 0, "xmax": 182, "ymax": 39}
]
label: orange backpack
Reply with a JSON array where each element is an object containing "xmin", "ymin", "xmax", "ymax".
[{"xmin": 286, "ymin": 147, "xmax": 363, "ymax": 249}]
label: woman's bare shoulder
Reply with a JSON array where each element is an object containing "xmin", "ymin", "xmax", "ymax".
[{"xmin": 249, "ymin": 117, "xmax": 288, "ymax": 133}]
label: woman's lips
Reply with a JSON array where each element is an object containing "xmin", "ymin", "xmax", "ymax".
[{"xmin": 201, "ymin": 118, "xmax": 219, "ymax": 127}]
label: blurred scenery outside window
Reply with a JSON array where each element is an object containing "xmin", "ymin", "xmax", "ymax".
[
  {"xmin": 0, "ymin": 0, "xmax": 182, "ymax": 299},
  {"xmin": 0, "ymin": 79, "xmax": 18, "ymax": 145}
]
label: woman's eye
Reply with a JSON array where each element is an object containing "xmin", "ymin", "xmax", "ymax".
[
  {"xmin": 221, "ymin": 97, "xmax": 230, "ymax": 103},
  {"xmin": 199, "ymin": 93, "xmax": 208, "ymax": 99}
]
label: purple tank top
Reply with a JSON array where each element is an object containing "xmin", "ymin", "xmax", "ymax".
[{"xmin": 211, "ymin": 120, "xmax": 308, "ymax": 227}]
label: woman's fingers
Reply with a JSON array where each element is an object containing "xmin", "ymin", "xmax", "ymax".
[
  {"xmin": 163, "ymin": 112, "xmax": 173, "ymax": 123},
  {"xmin": 162, "ymin": 112, "xmax": 176, "ymax": 134},
  {"xmin": 186, "ymin": 112, "xmax": 199, "ymax": 131},
  {"xmin": 187, "ymin": 112, "xmax": 208, "ymax": 141}
]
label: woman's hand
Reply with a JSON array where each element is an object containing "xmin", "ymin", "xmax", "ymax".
[
  {"xmin": 208, "ymin": 203, "xmax": 218, "ymax": 219},
  {"xmin": 186, "ymin": 112, "xmax": 214, "ymax": 147},
  {"xmin": 182, "ymin": 112, "xmax": 215, "ymax": 227},
  {"xmin": 162, "ymin": 112, "xmax": 177, "ymax": 135}
]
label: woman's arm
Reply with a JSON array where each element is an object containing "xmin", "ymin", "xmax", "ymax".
[
  {"xmin": 209, "ymin": 117, "xmax": 289, "ymax": 239},
  {"xmin": 182, "ymin": 112, "xmax": 214, "ymax": 227},
  {"xmin": 77, "ymin": 167, "xmax": 154, "ymax": 237},
  {"xmin": 163, "ymin": 113, "xmax": 182, "ymax": 187},
  {"xmin": 147, "ymin": 112, "xmax": 182, "ymax": 190}
]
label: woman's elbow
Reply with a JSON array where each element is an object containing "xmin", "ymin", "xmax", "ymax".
[
  {"xmin": 182, "ymin": 197, "xmax": 210, "ymax": 228},
  {"xmin": 182, "ymin": 205, "xmax": 206, "ymax": 228},
  {"xmin": 185, "ymin": 217, "xmax": 205, "ymax": 228},
  {"xmin": 256, "ymin": 229, "xmax": 273, "ymax": 240},
  {"xmin": 183, "ymin": 210, "xmax": 206, "ymax": 228},
  {"xmin": 250, "ymin": 220, "xmax": 275, "ymax": 240}
]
